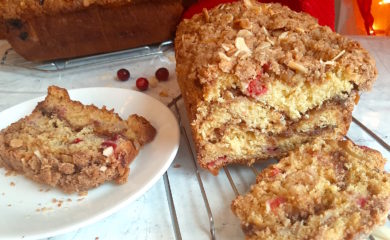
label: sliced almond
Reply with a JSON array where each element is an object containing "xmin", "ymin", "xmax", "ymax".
[
  {"xmin": 262, "ymin": 26, "xmax": 270, "ymax": 36},
  {"xmin": 34, "ymin": 150, "xmax": 42, "ymax": 159},
  {"xmin": 278, "ymin": 31, "xmax": 288, "ymax": 40},
  {"xmin": 202, "ymin": 8, "xmax": 210, "ymax": 22},
  {"xmin": 288, "ymin": 61, "xmax": 308, "ymax": 74},
  {"xmin": 256, "ymin": 42, "xmax": 271, "ymax": 50},
  {"xmin": 331, "ymin": 50, "xmax": 346, "ymax": 62},
  {"xmin": 243, "ymin": 0, "xmax": 253, "ymax": 8},
  {"xmin": 221, "ymin": 43, "xmax": 231, "ymax": 51},
  {"xmin": 102, "ymin": 146, "xmax": 114, "ymax": 157},
  {"xmin": 320, "ymin": 50, "xmax": 346, "ymax": 66},
  {"xmin": 9, "ymin": 139, "xmax": 23, "ymax": 148},
  {"xmin": 99, "ymin": 166, "xmax": 107, "ymax": 172},
  {"xmin": 266, "ymin": 36, "xmax": 274, "ymax": 46},
  {"xmin": 234, "ymin": 37, "xmax": 252, "ymax": 56},
  {"xmin": 218, "ymin": 52, "xmax": 231, "ymax": 62}
]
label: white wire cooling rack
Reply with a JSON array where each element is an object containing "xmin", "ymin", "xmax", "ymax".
[{"xmin": 164, "ymin": 95, "xmax": 390, "ymax": 240}]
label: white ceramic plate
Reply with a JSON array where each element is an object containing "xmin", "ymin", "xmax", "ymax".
[{"xmin": 0, "ymin": 87, "xmax": 180, "ymax": 240}]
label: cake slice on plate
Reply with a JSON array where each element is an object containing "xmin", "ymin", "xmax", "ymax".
[
  {"xmin": 232, "ymin": 139, "xmax": 390, "ymax": 240},
  {"xmin": 175, "ymin": 0, "xmax": 377, "ymax": 174},
  {"xmin": 0, "ymin": 86, "xmax": 156, "ymax": 193}
]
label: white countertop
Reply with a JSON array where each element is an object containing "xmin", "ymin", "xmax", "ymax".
[{"xmin": 0, "ymin": 36, "xmax": 389, "ymax": 240}]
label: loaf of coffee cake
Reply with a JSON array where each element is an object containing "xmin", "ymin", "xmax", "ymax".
[
  {"xmin": 175, "ymin": 0, "xmax": 377, "ymax": 174},
  {"xmin": 232, "ymin": 139, "xmax": 390, "ymax": 239},
  {"xmin": 0, "ymin": 86, "xmax": 156, "ymax": 193},
  {"xmin": 0, "ymin": 0, "xmax": 184, "ymax": 61}
]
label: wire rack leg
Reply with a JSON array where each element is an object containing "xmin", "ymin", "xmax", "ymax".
[
  {"xmin": 352, "ymin": 116, "xmax": 390, "ymax": 151},
  {"xmin": 163, "ymin": 172, "xmax": 182, "ymax": 240},
  {"xmin": 182, "ymin": 127, "xmax": 216, "ymax": 240},
  {"xmin": 169, "ymin": 96, "xmax": 216, "ymax": 240},
  {"xmin": 223, "ymin": 167, "xmax": 239, "ymax": 197}
]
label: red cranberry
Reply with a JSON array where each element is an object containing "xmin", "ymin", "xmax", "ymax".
[
  {"xmin": 155, "ymin": 67, "xmax": 169, "ymax": 81},
  {"xmin": 357, "ymin": 197, "xmax": 367, "ymax": 208},
  {"xmin": 269, "ymin": 197, "xmax": 286, "ymax": 212},
  {"xmin": 268, "ymin": 166, "xmax": 280, "ymax": 177},
  {"xmin": 262, "ymin": 63, "xmax": 270, "ymax": 73},
  {"xmin": 72, "ymin": 138, "xmax": 82, "ymax": 144},
  {"xmin": 136, "ymin": 78, "xmax": 149, "ymax": 91},
  {"xmin": 101, "ymin": 141, "xmax": 117, "ymax": 150},
  {"xmin": 248, "ymin": 79, "xmax": 267, "ymax": 96},
  {"xmin": 117, "ymin": 68, "xmax": 130, "ymax": 81}
]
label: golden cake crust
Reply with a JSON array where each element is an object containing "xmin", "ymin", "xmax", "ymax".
[
  {"xmin": 231, "ymin": 139, "xmax": 390, "ymax": 240},
  {"xmin": 1, "ymin": 0, "xmax": 184, "ymax": 61},
  {"xmin": 0, "ymin": 86, "xmax": 156, "ymax": 193},
  {"xmin": 0, "ymin": 0, "xmax": 178, "ymax": 19}
]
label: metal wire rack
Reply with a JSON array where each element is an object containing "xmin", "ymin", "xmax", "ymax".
[
  {"xmin": 0, "ymin": 41, "xmax": 173, "ymax": 74},
  {"xmin": 164, "ymin": 95, "xmax": 390, "ymax": 240}
]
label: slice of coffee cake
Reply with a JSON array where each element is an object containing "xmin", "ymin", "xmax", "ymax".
[
  {"xmin": 232, "ymin": 139, "xmax": 390, "ymax": 240},
  {"xmin": 175, "ymin": 0, "xmax": 377, "ymax": 174},
  {"xmin": 0, "ymin": 86, "xmax": 156, "ymax": 193}
]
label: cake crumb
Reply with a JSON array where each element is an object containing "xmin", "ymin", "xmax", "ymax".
[
  {"xmin": 52, "ymin": 198, "xmax": 57, "ymax": 203},
  {"xmin": 67, "ymin": 198, "xmax": 72, "ymax": 202},
  {"xmin": 36, "ymin": 207, "xmax": 53, "ymax": 212},
  {"xmin": 173, "ymin": 164, "xmax": 181, "ymax": 168},
  {"xmin": 8, "ymin": 204, "xmax": 11, "ymax": 207},
  {"xmin": 39, "ymin": 188, "xmax": 43, "ymax": 192},
  {"xmin": 10, "ymin": 182, "xmax": 15, "ymax": 187},
  {"xmin": 159, "ymin": 90, "xmax": 169, "ymax": 97},
  {"xmin": 78, "ymin": 191, "xmax": 88, "ymax": 197},
  {"xmin": 77, "ymin": 198, "xmax": 85, "ymax": 202},
  {"xmin": 95, "ymin": 237, "xmax": 99, "ymax": 240},
  {"xmin": 44, "ymin": 188, "xmax": 50, "ymax": 192},
  {"xmin": 1, "ymin": 192, "xmax": 5, "ymax": 196}
]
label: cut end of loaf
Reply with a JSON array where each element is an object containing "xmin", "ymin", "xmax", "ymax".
[
  {"xmin": 231, "ymin": 139, "xmax": 390, "ymax": 239},
  {"xmin": 175, "ymin": 0, "xmax": 377, "ymax": 173}
]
